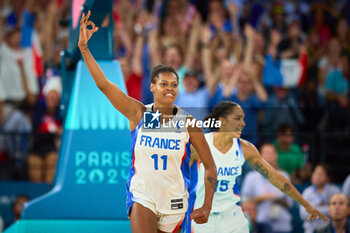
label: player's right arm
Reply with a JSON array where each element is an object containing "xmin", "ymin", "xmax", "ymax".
[{"xmin": 78, "ymin": 11, "xmax": 145, "ymax": 130}]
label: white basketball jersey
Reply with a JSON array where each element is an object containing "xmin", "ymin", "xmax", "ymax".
[
  {"xmin": 194, "ymin": 132, "xmax": 245, "ymax": 213},
  {"xmin": 128, "ymin": 104, "xmax": 191, "ymax": 214}
]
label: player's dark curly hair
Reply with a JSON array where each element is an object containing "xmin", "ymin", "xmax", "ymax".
[
  {"xmin": 204, "ymin": 101, "xmax": 240, "ymax": 129},
  {"xmin": 150, "ymin": 64, "xmax": 179, "ymax": 84}
]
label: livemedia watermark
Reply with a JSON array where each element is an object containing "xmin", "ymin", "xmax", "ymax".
[{"xmin": 143, "ymin": 110, "xmax": 221, "ymax": 130}]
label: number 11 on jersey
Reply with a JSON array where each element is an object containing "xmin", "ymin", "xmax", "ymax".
[{"xmin": 151, "ymin": 154, "xmax": 168, "ymax": 170}]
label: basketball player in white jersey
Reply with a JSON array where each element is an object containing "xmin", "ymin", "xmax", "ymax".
[
  {"xmin": 78, "ymin": 11, "xmax": 217, "ymax": 233},
  {"xmin": 191, "ymin": 101, "xmax": 329, "ymax": 233}
]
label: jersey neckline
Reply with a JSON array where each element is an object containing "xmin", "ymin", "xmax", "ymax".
[{"xmin": 209, "ymin": 132, "xmax": 235, "ymax": 156}]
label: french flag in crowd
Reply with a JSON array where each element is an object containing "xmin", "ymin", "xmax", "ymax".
[
  {"xmin": 31, "ymin": 31, "xmax": 44, "ymax": 77},
  {"xmin": 7, "ymin": 10, "xmax": 44, "ymax": 77},
  {"xmin": 262, "ymin": 52, "xmax": 307, "ymax": 87},
  {"xmin": 21, "ymin": 10, "xmax": 44, "ymax": 77}
]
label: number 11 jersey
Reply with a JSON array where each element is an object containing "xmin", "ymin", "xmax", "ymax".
[{"xmin": 126, "ymin": 104, "xmax": 191, "ymax": 215}]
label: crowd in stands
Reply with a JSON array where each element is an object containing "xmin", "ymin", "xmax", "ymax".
[{"xmin": 0, "ymin": 0, "xmax": 349, "ymax": 232}]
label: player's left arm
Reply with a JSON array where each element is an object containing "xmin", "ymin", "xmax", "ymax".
[
  {"xmin": 241, "ymin": 139, "xmax": 329, "ymax": 222},
  {"xmin": 187, "ymin": 116, "xmax": 217, "ymax": 224}
]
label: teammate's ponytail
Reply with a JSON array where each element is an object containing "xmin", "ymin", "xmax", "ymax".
[{"xmin": 204, "ymin": 101, "xmax": 239, "ymax": 130}]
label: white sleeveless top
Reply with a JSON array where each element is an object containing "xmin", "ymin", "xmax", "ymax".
[
  {"xmin": 194, "ymin": 132, "xmax": 245, "ymax": 213},
  {"xmin": 128, "ymin": 104, "xmax": 191, "ymax": 214}
]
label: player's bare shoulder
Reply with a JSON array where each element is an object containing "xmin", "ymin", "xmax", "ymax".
[
  {"xmin": 239, "ymin": 138, "xmax": 259, "ymax": 161},
  {"xmin": 129, "ymin": 103, "xmax": 147, "ymax": 131}
]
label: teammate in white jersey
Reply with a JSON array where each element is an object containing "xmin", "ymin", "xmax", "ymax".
[
  {"xmin": 78, "ymin": 11, "xmax": 217, "ymax": 233},
  {"xmin": 190, "ymin": 101, "xmax": 329, "ymax": 233}
]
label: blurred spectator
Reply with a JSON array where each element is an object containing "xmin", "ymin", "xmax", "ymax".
[
  {"xmin": 314, "ymin": 193, "xmax": 350, "ymax": 233},
  {"xmin": 0, "ymin": 27, "xmax": 37, "ymax": 166},
  {"xmin": 207, "ymin": 0, "xmax": 233, "ymax": 64},
  {"xmin": 149, "ymin": 4, "xmax": 200, "ymax": 93},
  {"xmin": 3, "ymin": 0, "xmax": 25, "ymax": 28},
  {"xmin": 278, "ymin": 15, "xmax": 304, "ymax": 59},
  {"xmin": 262, "ymin": 86, "xmax": 305, "ymax": 135},
  {"xmin": 203, "ymin": 24, "xmax": 267, "ymax": 144},
  {"xmin": 0, "ymin": 27, "xmax": 34, "ymax": 176},
  {"xmin": 335, "ymin": 18, "xmax": 349, "ymax": 53},
  {"xmin": 272, "ymin": 124, "xmax": 305, "ymax": 182},
  {"xmin": 262, "ymin": 27, "xmax": 307, "ymax": 89},
  {"xmin": 39, "ymin": 0, "xmax": 69, "ymax": 69},
  {"xmin": 251, "ymin": 30, "xmax": 265, "ymax": 82},
  {"xmin": 159, "ymin": 0, "xmax": 188, "ymax": 50},
  {"xmin": 229, "ymin": 25, "xmax": 268, "ymax": 145},
  {"xmin": 4, "ymin": 0, "xmax": 44, "ymax": 77},
  {"xmin": 12, "ymin": 195, "xmax": 29, "ymax": 221},
  {"xmin": 118, "ymin": 12, "xmax": 145, "ymax": 101},
  {"xmin": 242, "ymin": 199, "xmax": 271, "ymax": 233},
  {"xmin": 269, "ymin": 2, "xmax": 287, "ymax": 36},
  {"xmin": 229, "ymin": 69, "xmax": 267, "ymax": 145},
  {"xmin": 310, "ymin": 4, "xmax": 332, "ymax": 48},
  {"xmin": 300, "ymin": 164, "xmax": 341, "ymax": 233},
  {"xmin": 343, "ymin": 175, "xmax": 350, "ymax": 198},
  {"xmin": 0, "ymin": 26, "xmax": 38, "ymax": 106},
  {"xmin": 201, "ymin": 18, "xmax": 235, "ymax": 101},
  {"xmin": 200, "ymin": 23, "xmax": 233, "ymax": 100},
  {"xmin": 27, "ymin": 77, "xmax": 62, "ymax": 183},
  {"xmin": 242, "ymin": 143, "xmax": 293, "ymax": 233},
  {"xmin": 208, "ymin": 0, "xmax": 231, "ymax": 35},
  {"xmin": 298, "ymin": 162, "xmax": 313, "ymax": 185},
  {"xmin": 306, "ymin": 29, "xmax": 325, "ymax": 69},
  {"xmin": 317, "ymin": 38, "xmax": 344, "ymax": 107},
  {"xmin": 323, "ymin": 51, "xmax": 349, "ymax": 132},
  {"xmin": 300, "ymin": 29, "xmax": 322, "ymax": 131},
  {"xmin": 0, "ymin": 108, "xmax": 30, "ymax": 180},
  {"xmin": 112, "ymin": 0, "xmax": 142, "ymax": 50},
  {"xmin": 174, "ymin": 70, "xmax": 209, "ymax": 120}
]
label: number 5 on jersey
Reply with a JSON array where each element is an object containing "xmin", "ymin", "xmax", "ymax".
[
  {"xmin": 215, "ymin": 180, "xmax": 229, "ymax": 192},
  {"xmin": 151, "ymin": 154, "xmax": 168, "ymax": 170}
]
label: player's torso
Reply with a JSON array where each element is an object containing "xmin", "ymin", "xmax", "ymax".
[
  {"xmin": 195, "ymin": 132, "xmax": 245, "ymax": 212},
  {"xmin": 130, "ymin": 104, "xmax": 191, "ymax": 214},
  {"xmin": 133, "ymin": 130, "xmax": 190, "ymax": 190}
]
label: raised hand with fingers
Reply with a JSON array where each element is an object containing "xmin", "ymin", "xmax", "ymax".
[
  {"xmin": 228, "ymin": 2, "xmax": 238, "ymax": 16},
  {"xmin": 78, "ymin": 10, "xmax": 99, "ymax": 50},
  {"xmin": 305, "ymin": 204, "xmax": 329, "ymax": 222},
  {"xmin": 201, "ymin": 25, "xmax": 211, "ymax": 45},
  {"xmin": 270, "ymin": 29, "xmax": 281, "ymax": 46},
  {"xmin": 244, "ymin": 24, "xmax": 255, "ymax": 40}
]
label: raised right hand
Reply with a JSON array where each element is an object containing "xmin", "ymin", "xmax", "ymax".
[
  {"xmin": 244, "ymin": 24, "xmax": 255, "ymax": 39},
  {"xmin": 78, "ymin": 10, "xmax": 98, "ymax": 49},
  {"xmin": 228, "ymin": 2, "xmax": 238, "ymax": 16},
  {"xmin": 201, "ymin": 25, "xmax": 211, "ymax": 44},
  {"xmin": 270, "ymin": 29, "xmax": 281, "ymax": 46}
]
